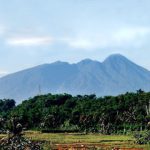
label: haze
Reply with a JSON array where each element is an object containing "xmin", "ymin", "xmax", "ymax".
[{"xmin": 0, "ymin": 0, "xmax": 150, "ymax": 76}]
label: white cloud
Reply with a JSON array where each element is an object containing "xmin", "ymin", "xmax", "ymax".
[
  {"xmin": 62, "ymin": 27, "xmax": 150, "ymax": 49},
  {"xmin": 6, "ymin": 36, "xmax": 53, "ymax": 46},
  {"xmin": 114, "ymin": 27, "xmax": 150, "ymax": 45},
  {"xmin": 63, "ymin": 38, "xmax": 94, "ymax": 49},
  {"xmin": 3, "ymin": 26, "xmax": 150, "ymax": 49},
  {"xmin": 0, "ymin": 70, "xmax": 8, "ymax": 77}
]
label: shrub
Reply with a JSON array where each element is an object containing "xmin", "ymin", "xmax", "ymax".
[{"xmin": 134, "ymin": 130, "xmax": 150, "ymax": 144}]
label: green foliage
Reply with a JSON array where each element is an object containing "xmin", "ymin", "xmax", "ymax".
[
  {"xmin": 0, "ymin": 99, "xmax": 15, "ymax": 116},
  {"xmin": 1, "ymin": 91, "xmax": 150, "ymax": 134},
  {"xmin": 0, "ymin": 99, "xmax": 15, "ymax": 131},
  {"xmin": 134, "ymin": 130, "xmax": 150, "ymax": 144}
]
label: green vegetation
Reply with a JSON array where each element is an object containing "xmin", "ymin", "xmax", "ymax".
[
  {"xmin": 1, "ymin": 90, "xmax": 150, "ymax": 149},
  {"xmin": 1, "ymin": 131, "xmax": 147, "ymax": 149},
  {"xmin": 0, "ymin": 90, "xmax": 150, "ymax": 135},
  {"xmin": 24, "ymin": 131, "xmax": 133, "ymax": 143},
  {"xmin": 134, "ymin": 130, "xmax": 150, "ymax": 144}
]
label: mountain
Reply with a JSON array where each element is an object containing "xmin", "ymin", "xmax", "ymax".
[{"xmin": 0, "ymin": 54, "xmax": 150, "ymax": 103}]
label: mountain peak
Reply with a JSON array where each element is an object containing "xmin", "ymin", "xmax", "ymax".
[
  {"xmin": 79, "ymin": 58, "xmax": 94, "ymax": 63},
  {"xmin": 105, "ymin": 53, "xmax": 126, "ymax": 59},
  {"xmin": 78, "ymin": 58, "xmax": 100, "ymax": 65},
  {"xmin": 52, "ymin": 61, "xmax": 69, "ymax": 65},
  {"xmin": 103, "ymin": 54, "xmax": 129, "ymax": 63}
]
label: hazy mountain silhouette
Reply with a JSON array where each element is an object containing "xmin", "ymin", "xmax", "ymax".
[{"xmin": 0, "ymin": 54, "xmax": 150, "ymax": 103}]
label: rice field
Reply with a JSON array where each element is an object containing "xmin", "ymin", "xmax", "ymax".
[
  {"xmin": 0, "ymin": 131, "xmax": 149, "ymax": 150},
  {"xmin": 24, "ymin": 131, "xmax": 148, "ymax": 149}
]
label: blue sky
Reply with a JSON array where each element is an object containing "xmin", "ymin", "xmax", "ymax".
[{"xmin": 0, "ymin": 0, "xmax": 150, "ymax": 76}]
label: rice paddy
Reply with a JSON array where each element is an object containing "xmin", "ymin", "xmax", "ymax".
[{"xmin": 0, "ymin": 131, "xmax": 149, "ymax": 150}]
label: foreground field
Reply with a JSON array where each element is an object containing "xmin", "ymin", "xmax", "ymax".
[
  {"xmin": 1, "ymin": 131, "xmax": 149, "ymax": 149},
  {"xmin": 25, "ymin": 131, "xmax": 132, "ymax": 143},
  {"xmin": 24, "ymin": 131, "xmax": 150, "ymax": 149}
]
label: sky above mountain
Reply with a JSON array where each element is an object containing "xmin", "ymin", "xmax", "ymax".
[{"xmin": 0, "ymin": 0, "xmax": 150, "ymax": 76}]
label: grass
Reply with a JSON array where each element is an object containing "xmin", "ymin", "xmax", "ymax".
[
  {"xmin": 24, "ymin": 131, "xmax": 147, "ymax": 149},
  {"xmin": 24, "ymin": 131, "xmax": 133, "ymax": 143},
  {"xmin": 0, "ymin": 131, "xmax": 148, "ymax": 149}
]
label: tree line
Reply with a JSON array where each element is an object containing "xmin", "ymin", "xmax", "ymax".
[{"xmin": 0, "ymin": 90, "xmax": 150, "ymax": 134}]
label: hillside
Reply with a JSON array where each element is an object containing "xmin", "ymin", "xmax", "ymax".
[{"xmin": 0, "ymin": 54, "xmax": 150, "ymax": 103}]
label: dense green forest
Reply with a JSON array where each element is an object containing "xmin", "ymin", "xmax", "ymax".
[{"xmin": 0, "ymin": 90, "xmax": 150, "ymax": 134}]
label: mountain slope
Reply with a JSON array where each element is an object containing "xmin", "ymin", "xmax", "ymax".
[{"xmin": 0, "ymin": 54, "xmax": 150, "ymax": 103}]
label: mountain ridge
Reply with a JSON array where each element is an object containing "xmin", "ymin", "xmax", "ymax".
[{"xmin": 0, "ymin": 54, "xmax": 150, "ymax": 103}]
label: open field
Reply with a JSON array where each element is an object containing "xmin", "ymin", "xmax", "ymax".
[
  {"xmin": 25, "ymin": 132, "xmax": 149, "ymax": 149},
  {"xmin": 1, "ymin": 131, "xmax": 149, "ymax": 150},
  {"xmin": 24, "ymin": 131, "xmax": 133, "ymax": 143}
]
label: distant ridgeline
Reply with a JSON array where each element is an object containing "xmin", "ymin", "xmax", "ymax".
[
  {"xmin": 1, "ymin": 54, "xmax": 150, "ymax": 104},
  {"xmin": 0, "ymin": 90, "xmax": 150, "ymax": 134}
]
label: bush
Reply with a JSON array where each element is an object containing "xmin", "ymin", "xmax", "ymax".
[{"xmin": 134, "ymin": 130, "xmax": 150, "ymax": 144}]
